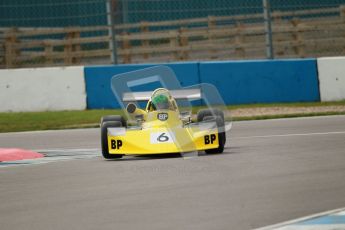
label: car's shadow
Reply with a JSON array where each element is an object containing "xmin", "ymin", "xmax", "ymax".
[
  {"xmin": 105, "ymin": 153, "xmax": 181, "ymax": 162},
  {"xmin": 105, "ymin": 146, "xmax": 235, "ymax": 162}
]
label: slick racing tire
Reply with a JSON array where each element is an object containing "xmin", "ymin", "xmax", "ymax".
[
  {"xmin": 197, "ymin": 108, "xmax": 225, "ymax": 124},
  {"xmin": 101, "ymin": 115, "xmax": 127, "ymax": 127},
  {"xmin": 205, "ymin": 116, "xmax": 225, "ymax": 154},
  {"xmin": 197, "ymin": 108, "xmax": 226, "ymax": 144},
  {"xmin": 197, "ymin": 110, "xmax": 225, "ymax": 154},
  {"xmin": 197, "ymin": 109, "xmax": 226, "ymax": 145},
  {"xmin": 101, "ymin": 121, "xmax": 123, "ymax": 159}
]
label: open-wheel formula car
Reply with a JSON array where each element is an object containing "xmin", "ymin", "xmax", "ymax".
[{"xmin": 100, "ymin": 66, "xmax": 231, "ymax": 159}]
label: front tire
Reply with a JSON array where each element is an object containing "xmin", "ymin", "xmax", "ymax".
[
  {"xmin": 197, "ymin": 108, "xmax": 226, "ymax": 144},
  {"xmin": 101, "ymin": 121, "xmax": 123, "ymax": 159},
  {"xmin": 197, "ymin": 109, "xmax": 226, "ymax": 154}
]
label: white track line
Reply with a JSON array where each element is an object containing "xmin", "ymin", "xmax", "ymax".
[
  {"xmin": 254, "ymin": 207, "xmax": 345, "ymax": 230},
  {"xmin": 235, "ymin": 131, "xmax": 345, "ymax": 139},
  {"xmin": 270, "ymin": 225, "xmax": 345, "ymax": 230}
]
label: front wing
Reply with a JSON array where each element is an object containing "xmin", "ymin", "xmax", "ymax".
[{"xmin": 107, "ymin": 123, "xmax": 219, "ymax": 155}]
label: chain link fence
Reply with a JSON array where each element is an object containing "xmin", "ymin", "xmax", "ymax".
[{"xmin": 1, "ymin": 0, "xmax": 345, "ymax": 68}]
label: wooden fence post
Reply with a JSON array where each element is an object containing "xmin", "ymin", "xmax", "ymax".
[
  {"xmin": 178, "ymin": 27, "xmax": 189, "ymax": 60},
  {"xmin": 140, "ymin": 21, "xmax": 150, "ymax": 59},
  {"xmin": 64, "ymin": 29, "xmax": 81, "ymax": 65},
  {"xmin": 272, "ymin": 11, "xmax": 283, "ymax": 24},
  {"xmin": 272, "ymin": 11, "xmax": 284, "ymax": 57},
  {"xmin": 235, "ymin": 22, "xmax": 245, "ymax": 58},
  {"xmin": 169, "ymin": 31, "xmax": 178, "ymax": 60},
  {"xmin": 4, "ymin": 28, "xmax": 19, "ymax": 68},
  {"xmin": 340, "ymin": 5, "xmax": 345, "ymax": 21},
  {"xmin": 74, "ymin": 31, "xmax": 81, "ymax": 63},
  {"xmin": 64, "ymin": 31, "xmax": 73, "ymax": 65},
  {"xmin": 291, "ymin": 18, "xmax": 305, "ymax": 58},
  {"xmin": 122, "ymin": 32, "xmax": 131, "ymax": 63},
  {"xmin": 207, "ymin": 16, "xmax": 217, "ymax": 58},
  {"xmin": 340, "ymin": 5, "xmax": 345, "ymax": 55},
  {"xmin": 44, "ymin": 42, "xmax": 53, "ymax": 66}
]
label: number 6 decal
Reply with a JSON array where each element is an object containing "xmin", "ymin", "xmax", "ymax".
[
  {"xmin": 157, "ymin": 133, "xmax": 169, "ymax": 142},
  {"xmin": 150, "ymin": 132, "xmax": 173, "ymax": 144}
]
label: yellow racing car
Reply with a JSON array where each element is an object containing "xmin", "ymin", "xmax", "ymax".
[{"xmin": 100, "ymin": 88, "xmax": 226, "ymax": 159}]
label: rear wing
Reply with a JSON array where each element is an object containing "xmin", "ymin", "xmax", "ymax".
[{"xmin": 122, "ymin": 89, "xmax": 201, "ymax": 102}]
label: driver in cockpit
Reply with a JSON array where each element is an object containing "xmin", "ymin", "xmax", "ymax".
[{"xmin": 150, "ymin": 89, "xmax": 177, "ymax": 111}]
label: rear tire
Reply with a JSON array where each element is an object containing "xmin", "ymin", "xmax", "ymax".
[
  {"xmin": 197, "ymin": 108, "xmax": 225, "ymax": 124},
  {"xmin": 197, "ymin": 109, "xmax": 226, "ymax": 154},
  {"xmin": 101, "ymin": 115, "xmax": 126, "ymax": 127},
  {"xmin": 101, "ymin": 121, "xmax": 123, "ymax": 159}
]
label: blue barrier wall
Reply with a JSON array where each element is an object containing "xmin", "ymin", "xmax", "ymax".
[
  {"xmin": 85, "ymin": 59, "xmax": 320, "ymax": 109},
  {"xmin": 199, "ymin": 59, "xmax": 320, "ymax": 104},
  {"xmin": 84, "ymin": 62, "xmax": 200, "ymax": 109}
]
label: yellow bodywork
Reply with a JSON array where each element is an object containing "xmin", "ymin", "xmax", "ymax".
[{"xmin": 107, "ymin": 110, "xmax": 219, "ymax": 155}]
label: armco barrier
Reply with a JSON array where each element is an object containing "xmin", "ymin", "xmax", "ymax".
[
  {"xmin": 199, "ymin": 59, "xmax": 320, "ymax": 104},
  {"xmin": 0, "ymin": 66, "xmax": 86, "ymax": 112},
  {"xmin": 84, "ymin": 62, "xmax": 199, "ymax": 109},
  {"xmin": 317, "ymin": 57, "xmax": 345, "ymax": 101}
]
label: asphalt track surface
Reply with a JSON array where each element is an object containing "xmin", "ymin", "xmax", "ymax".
[{"xmin": 1, "ymin": 115, "xmax": 345, "ymax": 230}]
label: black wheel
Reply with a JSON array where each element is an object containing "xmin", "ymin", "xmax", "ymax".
[
  {"xmin": 197, "ymin": 109, "xmax": 226, "ymax": 154},
  {"xmin": 101, "ymin": 121, "xmax": 123, "ymax": 159},
  {"xmin": 197, "ymin": 108, "xmax": 225, "ymax": 123},
  {"xmin": 205, "ymin": 116, "xmax": 225, "ymax": 154},
  {"xmin": 101, "ymin": 115, "xmax": 126, "ymax": 127}
]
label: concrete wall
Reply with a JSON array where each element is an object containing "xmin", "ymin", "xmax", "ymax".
[
  {"xmin": 2, "ymin": 57, "xmax": 343, "ymax": 112},
  {"xmin": 0, "ymin": 66, "xmax": 86, "ymax": 112},
  {"xmin": 317, "ymin": 57, "xmax": 345, "ymax": 101}
]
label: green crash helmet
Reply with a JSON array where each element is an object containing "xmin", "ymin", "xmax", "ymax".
[{"xmin": 152, "ymin": 94, "xmax": 170, "ymax": 110}]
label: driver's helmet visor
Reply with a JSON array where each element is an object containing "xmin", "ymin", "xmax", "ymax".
[{"xmin": 152, "ymin": 93, "xmax": 170, "ymax": 110}]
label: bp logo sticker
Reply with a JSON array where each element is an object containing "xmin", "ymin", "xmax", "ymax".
[{"xmin": 157, "ymin": 113, "xmax": 168, "ymax": 121}]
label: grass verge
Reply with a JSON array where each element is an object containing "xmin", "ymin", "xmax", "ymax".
[
  {"xmin": 0, "ymin": 110, "xmax": 121, "ymax": 133},
  {"xmin": 1, "ymin": 100, "xmax": 345, "ymax": 133}
]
